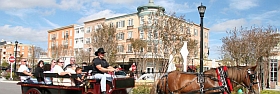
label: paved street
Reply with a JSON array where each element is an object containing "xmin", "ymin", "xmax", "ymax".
[{"xmin": 0, "ymin": 81, "xmax": 21, "ymax": 94}]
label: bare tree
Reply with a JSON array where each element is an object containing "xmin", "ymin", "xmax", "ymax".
[
  {"xmin": 131, "ymin": 38, "xmax": 147, "ymax": 74},
  {"xmin": 90, "ymin": 23, "xmax": 118, "ymax": 64},
  {"xmin": 145, "ymin": 11, "xmax": 193, "ymax": 73},
  {"xmin": 221, "ymin": 26, "xmax": 280, "ymax": 89}
]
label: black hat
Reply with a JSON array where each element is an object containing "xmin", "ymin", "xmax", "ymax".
[{"xmin": 95, "ymin": 48, "xmax": 106, "ymax": 56}]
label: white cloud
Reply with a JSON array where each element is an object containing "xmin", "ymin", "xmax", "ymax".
[
  {"xmin": 229, "ymin": 0, "xmax": 258, "ymax": 10},
  {"xmin": 211, "ymin": 19, "xmax": 247, "ymax": 32},
  {"xmin": 77, "ymin": 9, "xmax": 125, "ymax": 23},
  {"xmin": 42, "ymin": 18, "xmax": 60, "ymax": 28},
  {"xmin": 0, "ymin": 0, "xmax": 57, "ymax": 10},
  {"xmin": 0, "ymin": 25, "xmax": 48, "ymax": 43}
]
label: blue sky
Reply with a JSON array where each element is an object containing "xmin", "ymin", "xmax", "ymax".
[{"xmin": 0, "ymin": 0, "xmax": 279, "ymax": 60}]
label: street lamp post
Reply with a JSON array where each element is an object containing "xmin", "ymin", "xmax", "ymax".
[
  {"xmin": 88, "ymin": 48, "xmax": 91, "ymax": 64},
  {"xmin": 122, "ymin": 54, "xmax": 125, "ymax": 70},
  {"xmin": 14, "ymin": 41, "xmax": 18, "ymax": 73},
  {"xmin": 0, "ymin": 49, "xmax": 2, "ymax": 66},
  {"xmin": 198, "ymin": 3, "xmax": 206, "ymax": 94}
]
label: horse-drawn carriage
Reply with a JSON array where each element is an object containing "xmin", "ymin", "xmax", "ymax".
[{"xmin": 17, "ymin": 67, "xmax": 135, "ymax": 94}]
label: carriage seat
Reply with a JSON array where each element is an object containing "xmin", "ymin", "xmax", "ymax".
[{"xmin": 44, "ymin": 73, "xmax": 77, "ymax": 86}]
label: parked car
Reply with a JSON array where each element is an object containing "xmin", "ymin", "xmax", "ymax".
[{"xmin": 135, "ymin": 74, "xmax": 155, "ymax": 85}]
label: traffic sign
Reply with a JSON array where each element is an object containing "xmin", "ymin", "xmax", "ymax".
[{"xmin": 9, "ymin": 56, "xmax": 15, "ymax": 63}]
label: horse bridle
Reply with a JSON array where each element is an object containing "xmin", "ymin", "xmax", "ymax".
[
  {"xmin": 230, "ymin": 68, "xmax": 259, "ymax": 93},
  {"xmin": 247, "ymin": 68, "xmax": 259, "ymax": 93}
]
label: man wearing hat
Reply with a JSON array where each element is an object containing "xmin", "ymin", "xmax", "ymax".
[{"xmin": 92, "ymin": 48, "xmax": 119, "ymax": 94}]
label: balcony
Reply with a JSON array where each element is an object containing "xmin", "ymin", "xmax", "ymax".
[{"xmin": 127, "ymin": 25, "xmax": 134, "ymax": 30}]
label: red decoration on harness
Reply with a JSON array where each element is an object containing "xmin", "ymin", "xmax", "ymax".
[
  {"xmin": 223, "ymin": 66, "xmax": 233, "ymax": 92},
  {"xmin": 216, "ymin": 66, "xmax": 233, "ymax": 94},
  {"xmin": 215, "ymin": 68, "xmax": 225, "ymax": 94}
]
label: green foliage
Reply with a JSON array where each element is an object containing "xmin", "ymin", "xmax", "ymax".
[
  {"xmin": 4, "ymin": 72, "xmax": 20, "ymax": 81},
  {"xmin": 132, "ymin": 85, "xmax": 151, "ymax": 94},
  {"xmin": 2, "ymin": 60, "xmax": 9, "ymax": 67},
  {"xmin": 261, "ymin": 90, "xmax": 280, "ymax": 94}
]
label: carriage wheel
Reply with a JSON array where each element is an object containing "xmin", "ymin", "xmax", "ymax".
[
  {"xmin": 25, "ymin": 88, "xmax": 42, "ymax": 94},
  {"xmin": 111, "ymin": 89, "xmax": 128, "ymax": 94}
]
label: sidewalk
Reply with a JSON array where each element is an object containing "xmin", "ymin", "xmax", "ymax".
[
  {"xmin": 264, "ymin": 86, "xmax": 280, "ymax": 91},
  {"xmin": 0, "ymin": 77, "xmax": 19, "ymax": 83}
]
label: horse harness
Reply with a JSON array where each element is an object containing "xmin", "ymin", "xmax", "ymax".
[
  {"xmin": 230, "ymin": 68, "xmax": 258, "ymax": 93},
  {"xmin": 157, "ymin": 67, "xmax": 258, "ymax": 94}
]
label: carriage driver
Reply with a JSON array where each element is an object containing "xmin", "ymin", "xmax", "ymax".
[{"xmin": 92, "ymin": 48, "xmax": 119, "ymax": 94}]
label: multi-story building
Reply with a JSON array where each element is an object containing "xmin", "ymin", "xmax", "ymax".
[
  {"xmin": 47, "ymin": 25, "xmax": 75, "ymax": 63},
  {"xmin": 47, "ymin": 0, "xmax": 210, "ymax": 73},
  {"xmin": 0, "ymin": 40, "xmax": 36, "ymax": 68}
]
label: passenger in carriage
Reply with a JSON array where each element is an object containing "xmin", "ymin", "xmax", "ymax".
[
  {"xmin": 50, "ymin": 59, "xmax": 56, "ymax": 72},
  {"xmin": 52, "ymin": 58, "xmax": 72, "ymax": 85},
  {"xmin": 74, "ymin": 67, "xmax": 85, "ymax": 86},
  {"xmin": 43, "ymin": 64, "xmax": 52, "ymax": 84},
  {"xmin": 92, "ymin": 48, "xmax": 119, "ymax": 94},
  {"xmin": 34, "ymin": 60, "xmax": 44, "ymax": 84},
  {"xmin": 17, "ymin": 59, "xmax": 33, "ymax": 83},
  {"xmin": 64, "ymin": 57, "xmax": 78, "ymax": 71}
]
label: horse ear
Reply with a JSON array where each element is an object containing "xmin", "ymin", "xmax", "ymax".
[{"xmin": 251, "ymin": 65, "xmax": 257, "ymax": 71}]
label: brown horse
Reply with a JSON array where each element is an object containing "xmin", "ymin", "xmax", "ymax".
[{"xmin": 154, "ymin": 66, "xmax": 260, "ymax": 94}]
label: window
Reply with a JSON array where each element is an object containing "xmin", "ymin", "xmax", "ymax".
[
  {"xmin": 270, "ymin": 59, "xmax": 278, "ymax": 81},
  {"xmin": 93, "ymin": 37, "xmax": 97, "ymax": 42},
  {"xmin": 75, "ymin": 29, "xmax": 79, "ymax": 34},
  {"xmin": 146, "ymin": 67, "xmax": 154, "ymax": 73},
  {"xmin": 80, "ymin": 27, "xmax": 84, "ymax": 32},
  {"xmin": 127, "ymin": 44, "xmax": 132, "ymax": 52},
  {"xmin": 153, "ymin": 46, "xmax": 157, "ymax": 53},
  {"xmin": 117, "ymin": 32, "xmax": 124, "ymax": 40},
  {"xmin": 86, "ymin": 38, "xmax": 91, "ymax": 44},
  {"xmin": 116, "ymin": 21, "xmax": 125, "ymax": 28},
  {"xmin": 154, "ymin": 30, "xmax": 158, "ymax": 39},
  {"xmin": 140, "ymin": 30, "xmax": 144, "ymax": 39},
  {"xmin": 117, "ymin": 45, "xmax": 124, "ymax": 52},
  {"xmin": 86, "ymin": 27, "xmax": 91, "ymax": 33},
  {"xmin": 128, "ymin": 31, "xmax": 133, "ymax": 39},
  {"xmin": 75, "ymin": 38, "xmax": 78, "ymax": 44},
  {"xmin": 148, "ymin": 16, "xmax": 152, "ymax": 24},
  {"xmin": 110, "ymin": 22, "xmax": 114, "ymax": 27},
  {"xmin": 80, "ymin": 38, "xmax": 83, "ymax": 44},
  {"xmin": 187, "ymin": 27, "xmax": 190, "ymax": 34},
  {"xmin": 22, "ymin": 46, "xmax": 24, "ymax": 50},
  {"xmin": 194, "ymin": 29, "xmax": 198, "ymax": 36},
  {"xmin": 147, "ymin": 30, "xmax": 152, "ymax": 40},
  {"xmin": 140, "ymin": 47, "xmax": 144, "ymax": 52},
  {"xmin": 128, "ymin": 19, "xmax": 133, "ymax": 26},
  {"xmin": 147, "ymin": 46, "xmax": 152, "ymax": 52},
  {"xmin": 140, "ymin": 16, "xmax": 144, "ymax": 24},
  {"xmin": 65, "ymin": 31, "xmax": 69, "ymax": 39}
]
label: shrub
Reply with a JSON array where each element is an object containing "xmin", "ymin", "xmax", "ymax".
[
  {"xmin": 261, "ymin": 90, "xmax": 280, "ymax": 94},
  {"xmin": 4, "ymin": 72, "xmax": 20, "ymax": 81},
  {"xmin": 132, "ymin": 85, "xmax": 151, "ymax": 94}
]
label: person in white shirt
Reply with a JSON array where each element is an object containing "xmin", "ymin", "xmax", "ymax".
[
  {"xmin": 52, "ymin": 58, "xmax": 71, "ymax": 85},
  {"xmin": 17, "ymin": 59, "xmax": 33, "ymax": 82}
]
